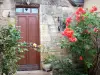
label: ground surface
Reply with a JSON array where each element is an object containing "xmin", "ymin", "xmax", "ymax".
[{"xmin": 16, "ymin": 70, "xmax": 52, "ymax": 75}]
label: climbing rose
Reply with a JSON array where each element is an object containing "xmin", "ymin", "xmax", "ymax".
[
  {"xmin": 69, "ymin": 37, "xmax": 77, "ymax": 42},
  {"xmin": 94, "ymin": 28, "xmax": 99, "ymax": 32},
  {"xmin": 62, "ymin": 28, "xmax": 74, "ymax": 38},
  {"xmin": 62, "ymin": 27, "xmax": 77, "ymax": 42},
  {"xmin": 75, "ymin": 7, "xmax": 86, "ymax": 22},
  {"xmin": 90, "ymin": 6, "xmax": 97, "ymax": 13},
  {"xmin": 82, "ymin": 9, "xmax": 86, "ymax": 14},
  {"xmin": 66, "ymin": 17, "xmax": 72, "ymax": 24},
  {"xmin": 75, "ymin": 10, "xmax": 80, "ymax": 16},
  {"xmin": 76, "ymin": 15, "xmax": 80, "ymax": 22},
  {"xmin": 76, "ymin": 7, "xmax": 86, "ymax": 15},
  {"xmin": 90, "ymin": 9, "xmax": 94, "ymax": 13},
  {"xmin": 77, "ymin": 7, "xmax": 83, "ymax": 13},
  {"xmin": 79, "ymin": 56, "xmax": 83, "ymax": 60},
  {"xmin": 92, "ymin": 6, "xmax": 97, "ymax": 11},
  {"xmin": 66, "ymin": 22, "xmax": 70, "ymax": 26}
]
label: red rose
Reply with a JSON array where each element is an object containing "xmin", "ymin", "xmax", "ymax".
[
  {"xmin": 90, "ymin": 9, "xmax": 94, "ymax": 13},
  {"xmin": 94, "ymin": 28, "xmax": 99, "ymax": 32},
  {"xmin": 76, "ymin": 15, "xmax": 80, "ymax": 22},
  {"xmin": 66, "ymin": 30, "xmax": 74, "ymax": 38},
  {"xmin": 66, "ymin": 22, "xmax": 70, "ymax": 27},
  {"xmin": 66, "ymin": 17, "xmax": 72, "ymax": 24},
  {"xmin": 75, "ymin": 10, "xmax": 80, "ymax": 16},
  {"xmin": 90, "ymin": 6, "xmax": 97, "ymax": 13},
  {"xmin": 69, "ymin": 37, "xmax": 77, "ymax": 42},
  {"xmin": 79, "ymin": 56, "xmax": 83, "ymax": 60},
  {"xmin": 78, "ymin": 7, "xmax": 84, "ymax": 13},
  {"xmin": 63, "ymin": 30, "xmax": 74, "ymax": 38},
  {"xmin": 62, "ymin": 28, "xmax": 74, "ymax": 38},
  {"xmin": 64, "ymin": 27, "xmax": 71, "ymax": 31},
  {"xmin": 92, "ymin": 6, "xmax": 97, "ymax": 11},
  {"xmin": 82, "ymin": 9, "xmax": 86, "ymax": 14},
  {"xmin": 76, "ymin": 7, "xmax": 86, "ymax": 15}
]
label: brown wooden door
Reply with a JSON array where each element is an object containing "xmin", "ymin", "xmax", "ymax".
[{"xmin": 16, "ymin": 7, "xmax": 40, "ymax": 70}]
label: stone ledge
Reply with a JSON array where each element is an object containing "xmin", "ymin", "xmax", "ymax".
[{"xmin": 16, "ymin": 71, "xmax": 52, "ymax": 75}]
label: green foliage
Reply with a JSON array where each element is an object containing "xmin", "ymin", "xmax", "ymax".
[
  {"xmin": 70, "ymin": 12, "xmax": 100, "ymax": 69},
  {"xmin": 60, "ymin": 9, "xmax": 100, "ymax": 75},
  {"xmin": 52, "ymin": 56, "xmax": 88, "ymax": 75},
  {"xmin": 0, "ymin": 25, "xmax": 27, "ymax": 75},
  {"xmin": 43, "ymin": 55, "xmax": 56, "ymax": 64}
]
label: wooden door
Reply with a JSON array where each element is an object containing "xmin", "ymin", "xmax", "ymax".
[{"xmin": 16, "ymin": 7, "xmax": 40, "ymax": 70}]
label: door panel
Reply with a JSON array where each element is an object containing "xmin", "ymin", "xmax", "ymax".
[
  {"xmin": 28, "ymin": 15, "xmax": 39, "ymax": 64},
  {"xmin": 28, "ymin": 15, "xmax": 39, "ymax": 43},
  {"xmin": 17, "ymin": 16, "xmax": 28, "ymax": 65}
]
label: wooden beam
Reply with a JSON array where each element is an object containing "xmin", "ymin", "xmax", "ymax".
[{"xmin": 16, "ymin": 2, "xmax": 40, "ymax": 8}]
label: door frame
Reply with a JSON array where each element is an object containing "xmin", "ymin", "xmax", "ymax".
[
  {"xmin": 16, "ymin": 3, "xmax": 40, "ymax": 8},
  {"xmin": 15, "ymin": 3, "xmax": 41, "ymax": 69}
]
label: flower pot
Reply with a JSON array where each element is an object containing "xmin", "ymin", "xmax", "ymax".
[{"xmin": 42, "ymin": 63, "xmax": 52, "ymax": 72}]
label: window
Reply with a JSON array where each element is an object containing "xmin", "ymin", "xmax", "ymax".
[
  {"xmin": 16, "ymin": 8, "xmax": 23, "ymax": 13},
  {"xmin": 16, "ymin": 8, "xmax": 38, "ymax": 14},
  {"xmin": 32, "ymin": 8, "xmax": 38, "ymax": 13},
  {"xmin": 24, "ymin": 8, "xmax": 31, "ymax": 13}
]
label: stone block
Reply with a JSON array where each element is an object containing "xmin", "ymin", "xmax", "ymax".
[{"xmin": 41, "ymin": 35, "xmax": 51, "ymax": 41}]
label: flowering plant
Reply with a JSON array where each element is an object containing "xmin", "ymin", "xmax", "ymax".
[{"xmin": 61, "ymin": 6, "xmax": 100, "ymax": 75}]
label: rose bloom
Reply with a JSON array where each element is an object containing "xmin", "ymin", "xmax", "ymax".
[
  {"xmin": 94, "ymin": 28, "xmax": 99, "ymax": 32},
  {"xmin": 79, "ymin": 56, "xmax": 83, "ymax": 60},
  {"xmin": 62, "ymin": 28, "xmax": 74, "ymax": 38},
  {"xmin": 76, "ymin": 7, "xmax": 86, "ymax": 15},
  {"xmin": 69, "ymin": 37, "xmax": 77, "ymax": 42},
  {"xmin": 90, "ymin": 6, "xmax": 97, "ymax": 13},
  {"xmin": 66, "ymin": 17, "xmax": 72, "ymax": 24}
]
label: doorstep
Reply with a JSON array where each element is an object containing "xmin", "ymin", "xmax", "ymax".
[{"xmin": 16, "ymin": 70, "xmax": 52, "ymax": 75}]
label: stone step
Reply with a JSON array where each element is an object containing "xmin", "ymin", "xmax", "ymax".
[{"xmin": 16, "ymin": 71, "xmax": 52, "ymax": 75}]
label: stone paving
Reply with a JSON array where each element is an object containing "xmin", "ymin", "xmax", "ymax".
[{"xmin": 16, "ymin": 70, "xmax": 52, "ymax": 75}]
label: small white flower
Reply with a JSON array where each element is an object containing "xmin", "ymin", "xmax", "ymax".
[{"xmin": 33, "ymin": 43, "xmax": 37, "ymax": 47}]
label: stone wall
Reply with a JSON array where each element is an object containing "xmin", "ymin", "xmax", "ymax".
[
  {"xmin": 0, "ymin": 0, "xmax": 75, "ymax": 61},
  {"xmin": 39, "ymin": 0, "xmax": 74, "ymax": 59},
  {"xmin": 0, "ymin": 0, "xmax": 15, "ymax": 28},
  {"xmin": 40, "ymin": 4, "xmax": 73, "ymax": 50}
]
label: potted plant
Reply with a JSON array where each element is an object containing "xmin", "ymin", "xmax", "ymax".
[
  {"xmin": 42, "ymin": 55, "xmax": 52, "ymax": 72},
  {"xmin": 32, "ymin": 43, "xmax": 56, "ymax": 72}
]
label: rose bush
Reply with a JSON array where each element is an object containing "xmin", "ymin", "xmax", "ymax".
[{"xmin": 61, "ymin": 6, "xmax": 100, "ymax": 75}]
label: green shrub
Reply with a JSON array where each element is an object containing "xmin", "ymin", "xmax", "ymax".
[
  {"xmin": 52, "ymin": 56, "xmax": 88, "ymax": 75},
  {"xmin": 0, "ymin": 25, "xmax": 27, "ymax": 75},
  {"xmin": 60, "ymin": 6, "xmax": 100, "ymax": 75}
]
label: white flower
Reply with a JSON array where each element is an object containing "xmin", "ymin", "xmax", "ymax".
[{"xmin": 33, "ymin": 43, "xmax": 37, "ymax": 47}]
